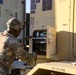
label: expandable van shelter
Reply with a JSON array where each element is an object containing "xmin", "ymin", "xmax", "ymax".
[{"xmin": 29, "ymin": 0, "xmax": 76, "ymax": 62}]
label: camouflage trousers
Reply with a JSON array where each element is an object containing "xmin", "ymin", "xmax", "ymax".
[
  {"xmin": 0, "ymin": 68, "xmax": 7, "ymax": 75},
  {"xmin": 0, "ymin": 73, "xmax": 6, "ymax": 75},
  {"xmin": 0, "ymin": 63, "xmax": 7, "ymax": 75}
]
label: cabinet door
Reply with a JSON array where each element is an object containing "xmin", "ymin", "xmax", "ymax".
[{"xmin": 46, "ymin": 26, "xmax": 56, "ymax": 59}]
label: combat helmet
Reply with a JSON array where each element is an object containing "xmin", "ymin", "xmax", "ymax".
[{"xmin": 6, "ymin": 18, "xmax": 24, "ymax": 30}]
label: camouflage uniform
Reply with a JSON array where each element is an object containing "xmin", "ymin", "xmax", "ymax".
[{"xmin": 0, "ymin": 18, "xmax": 24, "ymax": 75}]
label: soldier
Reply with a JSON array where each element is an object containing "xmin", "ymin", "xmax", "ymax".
[{"xmin": 0, "ymin": 18, "xmax": 25, "ymax": 75}]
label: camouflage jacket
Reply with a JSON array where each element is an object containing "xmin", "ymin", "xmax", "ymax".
[{"xmin": 0, "ymin": 30, "xmax": 24, "ymax": 75}]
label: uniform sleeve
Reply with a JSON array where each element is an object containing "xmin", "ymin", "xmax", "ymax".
[{"xmin": 8, "ymin": 37, "xmax": 19, "ymax": 51}]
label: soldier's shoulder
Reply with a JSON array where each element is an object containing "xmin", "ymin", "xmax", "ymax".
[{"xmin": 0, "ymin": 30, "xmax": 8, "ymax": 36}]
